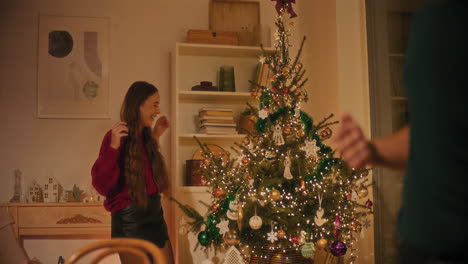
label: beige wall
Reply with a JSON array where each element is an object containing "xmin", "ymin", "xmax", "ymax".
[{"xmin": 0, "ymin": 0, "xmax": 372, "ymax": 263}]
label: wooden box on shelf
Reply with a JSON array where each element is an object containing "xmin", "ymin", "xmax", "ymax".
[
  {"xmin": 186, "ymin": 29, "xmax": 239, "ymax": 45},
  {"xmin": 185, "ymin": 159, "xmax": 205, "ymax": 186}
]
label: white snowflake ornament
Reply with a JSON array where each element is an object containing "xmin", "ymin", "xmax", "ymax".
[
  {"xmin": 216, "ymin": 219, "xmax": 230, "ymax": 235},
  {"xmin": 301, "ymin": 139, "xmax": 320, "ymax": 157},
  {"xmin": 259, "ymin": 108, "xmax": 269, "ymax": 119}
]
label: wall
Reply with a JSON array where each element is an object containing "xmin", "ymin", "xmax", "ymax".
[{"xmin": 0, "ymin": 0, "xmax": 373, "ymax": 263}]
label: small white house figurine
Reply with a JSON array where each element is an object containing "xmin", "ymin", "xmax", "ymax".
[
  {"xmin": 43, "ymin": 176, "xmax": 62, "ymax": 203},
  {"xmin": 28, "ymin": 180, "xmax": 43, "ymax": 202}
]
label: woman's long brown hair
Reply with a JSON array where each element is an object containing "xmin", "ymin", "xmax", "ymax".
[{"xmin": 120, "ymin": 81, "xmax": 170, "ymax": 208}]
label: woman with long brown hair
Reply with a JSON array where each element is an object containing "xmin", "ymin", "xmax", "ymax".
[{"xmin": 92, "ymin": 81, "xmax": 174, "ymax": 263}]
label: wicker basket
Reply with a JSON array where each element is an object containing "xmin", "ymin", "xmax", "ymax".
[{"xmin": 248, "ymin": 245, "xmax": 313, "ymax": 264}]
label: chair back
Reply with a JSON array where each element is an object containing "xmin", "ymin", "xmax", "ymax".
[{"xmin": 65, "ymin": 238, "xmax": 167, "ymax": 264}]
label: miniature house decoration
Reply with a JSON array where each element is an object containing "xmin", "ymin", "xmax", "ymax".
[
  {"xmin": 43, "ymin": 176, "xmax": 62, "ymax": 203},
  {"xmin": 28, "ymin": 180, "xmax": 43, "ymax": 202}
]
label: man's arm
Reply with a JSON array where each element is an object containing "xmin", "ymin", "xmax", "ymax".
[{"xmin": 333, "ymin": 114, "xmax": 409, "ymax": 170}]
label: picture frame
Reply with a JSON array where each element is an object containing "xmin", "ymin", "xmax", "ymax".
[{"xmin": 37, "ymin": 15, "xmax": 110, "ymax": 119}]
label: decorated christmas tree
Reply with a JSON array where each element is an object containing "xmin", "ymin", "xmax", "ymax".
[{"xmin": 173, "ymin": 1, "xmax": 373, "ymax": 263}]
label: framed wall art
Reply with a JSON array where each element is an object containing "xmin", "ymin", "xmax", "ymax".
[{"xmin": 37, "ymin": 15, "xmax": 110, "ymax": 119}]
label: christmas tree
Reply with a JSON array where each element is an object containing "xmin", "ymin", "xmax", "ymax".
[{"xmin": 173, "ymin": 1, "xmax": 373, "ymax": 262}]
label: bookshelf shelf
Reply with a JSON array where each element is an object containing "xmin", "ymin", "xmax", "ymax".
[
  {"xmin": 179, "ymin": 134, "xmax": 246, "ymax": 141},
  {"xmin": 178, "ymin": 91, "xmax": 253, "ymax": 101}
]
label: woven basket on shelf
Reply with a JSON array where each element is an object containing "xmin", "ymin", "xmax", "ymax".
[{"xmin": 248, "ymin": 245, "xmax": 314, "ymax": 264}]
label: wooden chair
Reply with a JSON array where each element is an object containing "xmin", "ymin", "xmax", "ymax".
[{"xmin": 65, "ymin": 238, "xmax": 168, "ymax": 264}]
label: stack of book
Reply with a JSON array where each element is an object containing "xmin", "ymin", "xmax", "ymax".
[{"xmin": 198, "ymin": 107, "xmax": 237, "ymax": 135}]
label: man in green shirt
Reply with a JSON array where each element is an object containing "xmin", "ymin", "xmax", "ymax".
[{"xmin": 334, "ymin": 0, "xmax": 467, "ymax": 263}]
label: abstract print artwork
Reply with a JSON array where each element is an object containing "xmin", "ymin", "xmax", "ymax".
[{"xmin": 37, "ymin": 15, "xmax": 110, "ymax": 118}]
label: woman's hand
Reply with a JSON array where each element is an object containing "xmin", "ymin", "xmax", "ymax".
[
  {"xmin": 110, "ymin": 122, "xmax": 128, "ymax": 149},
  {"xmin": 153, "ymin": 116, "xmax": 170, "ymax": 140}
]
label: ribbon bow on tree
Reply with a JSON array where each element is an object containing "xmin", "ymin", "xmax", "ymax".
[{"xmin": 271, "ymin": 0, "xmax": 298, "ymax": 18}]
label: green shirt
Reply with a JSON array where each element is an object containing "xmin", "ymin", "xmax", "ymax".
[{"xmin": 399, "ymin": 0, "xmax": 468, "ymax": 254}]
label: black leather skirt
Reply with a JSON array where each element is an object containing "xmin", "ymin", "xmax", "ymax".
[{"xmin": 111, "ymin": 193, "xmax": 169, "ymax": 248}]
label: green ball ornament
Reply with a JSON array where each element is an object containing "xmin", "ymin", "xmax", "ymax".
[
  {"xmin": 301, "ymin": 243, "xmax": 315, "ymax": 259},
  {"xmin": 198, "ymin": 231, "xmax": 209, "ymax": 246}
]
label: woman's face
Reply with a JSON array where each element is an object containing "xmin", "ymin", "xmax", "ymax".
[{"xmin": 139, "ymin": 92, "xmax": 161, "ymax": 127}]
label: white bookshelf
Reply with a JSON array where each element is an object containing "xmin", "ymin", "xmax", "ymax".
[{"xmin": 170, "ymin": 43, "xmax": 274, "ymax": 263}]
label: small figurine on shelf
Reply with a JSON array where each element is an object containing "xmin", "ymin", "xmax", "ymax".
[{"xmin": 9, "ymin": 169, "xmax": 22, "ymax": 203}]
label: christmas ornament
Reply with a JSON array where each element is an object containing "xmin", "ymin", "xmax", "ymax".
[
  {"xmin": 202, "ymin": 156, "xmax": 211, "ymax": 166},
  {"xmin": 290, "ymin": 236, "xmax": 299, "ymax": 243},
  {"xmin": 237, "ymin": 203, "xmax": 244, "ymax": 230},
  {"xmin": 268, "ymin": 74, "xmax": 277, "ymax": 83},
  {"xmin": 283, "ymin": 155, "xmax": 293, "ymax": 180},
  {"xmin": 300, "ymin": 179, "xmax": 306, "ymax": 190},
  {"xmin": 314, "ymin": 194, "xmax": 327, "ymax": 226},
  {"xmin": 334, "ymin": 214, "xmax": 341, "ymax": 238},
  {"xmin": 248, "ymin": 179, "xmax": 254, "ymax": 189},
  {"xmin": 270, "ymin": 188, "xmax": 281, "ymax": 200},
  {"xmin": 319, "ymin": 127, "xmax": 332, "ymax": 140},
  {"xmin": 239, "ymin": 244, "xmax": 251, "ymax": 258},
  {"xmin": 267, "ymin": 222, "xmax": 278, "ymax": 243},
  {"xmin": 282, "ymin": 88, "xmax": 289, "ymax": 94},
  {"xmin": 351, "ymin": 220, "xmax": 362, "ymax": 232},
  {"xmin": 294, "ymin": 103, "xmax": 301, "ymax": 117},
  {"xmin": 211, "ymin": 203, "xmax": 220, "ymax": 212},
  {"xmin": 295, "ymin": 62, "xmax": 303, "ymax": 70},
  {"xmin": 317, "ymin": 238, "xmax": 328, "ymax": 249},
  {"xmin": 227, "ymin": 199, "xmax": 239, "ymax": 220},
  {"xmin": 273, "ymin": 125, "xmax": 285, "ymax": 145},
  {"xmin": 277, "ymin": 229, "xmax": 286, "ymax": 239},
  {"xmin": 330, "ymin": 241, "xmax": 347, "ymax": 257},
  {"xmin": 216, "ymin": 219, "xmax": 230, "ymax": 236},
  {"xmin": 241, "ymin": 156, "xmax": 251, "ymax": 166},
  {"xmin": 351, "ymin": 190, "xmax": 359, "ymax": 201},
  {"xmin": 296, "ymin": 128, "xmax": 305, "ymax": 137},
  {"xmin": 266, "ymin": 150, "xmax": 277, "ymax": 160},
  {"xmin": 284, "ymin": 125, "xmax": 292, "ymax": 134},
  {"xmin": 299, "ymin": 230, "xmax": 307, "ymax": 244},
  {"xmin": 301, "ymin": 243, "xmax": 315, "ymax": 259},
  {"xmin": 249, "ymin": 208, "xmax": 263, "ymax": 230},
  {"xmin": 358, "ymin": 186, "xmax": 369, "ymax": 198},
  {"xmin": 214, "ymin": 188, "xmax": 224, "ymax": 198},
  {"xmin": 198, "ymin": 231, "xmax": 209, "ymax": 246},
  {"xmin": 301, "ymin": 139, "xmax": 320, "ymax": 158},
  {"xmin": 259, "ymin": 108, "xmax": 269, "ymax": 119},
  {"xmin": 346, "ymin": 192, "xmax": 352, "ymax": 201},
  {"xmin": 365, "ymin": 199, "xmax": 373, "ymax": 208},
  {"xmin": 224, "ymin": 230, "xmax": 240, "ymax": 245}
]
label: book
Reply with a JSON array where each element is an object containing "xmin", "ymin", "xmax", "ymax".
[
  {"xmin": 199, "ymin": 115, "xmax": 233, "ymax": 120},
  {"xmin": 199, "ymin": 110, "xmax": 233, "ymax": 117},
  {"xmin": 200, "ymin": 122, "xmax": 236, "ymax": 127},
  {"xmin": 199, "ymin": 107, "xmax": 233, "ymax": 112},
  {"xmin": 200, "ymin": 119, "xmax": 235, "ymax": 124}
]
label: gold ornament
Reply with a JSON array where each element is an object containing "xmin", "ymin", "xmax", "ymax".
[
  {"xmin": 224, "ymin": 230, "xmax": 240, "ymax": 245},
  {"xmin": 213, "ymin": 188, "xmax": 224, "ymax": 198},
  {"xmin": 295, "ymin": 62, "xmax": 303, "ymax": 70},
  {"xmin": 296, "ymin": 129, "xmax": 305, "ymax": 137},
  {"xmin": 358, "ymin": 186, "xmax": 369, "ymax": 198},
  {"xmin": 300, "ymin": 179, "xmax": 306, "ymax": 190},
  {"xmin": 270, "ymin": 188, "xmax": 281, "ymax": 200},
  {"xmin": 242, "ymin": 156, "xmax": 251, "ymax": 166},
  {"xmin": 211, "ymin": 203, "xmax": 220, "ymax": 212},
  {"xmin": 319, "ymin": 127, "xmax": 332, "ymax": 140},
  {"xmin": 284, "ymin": 125, "xmax": 293, "ymax": 134},
  {"xmin": 268, "ymin": 74, "xmax": 277, "ymax": 83},
  {"xmin": 202, "ymin": 156, "xmax": 211, "ymax": 166},
  {"xmin": 277, "ymin": 229, "xmax": 286, "ymax": 239},
  {"xmin": 237, "ymin": 204, "xmax": 244, "ymax": 230},
  {"xmin": 352, "ymin": 220, "xmax": 362, "ymax": 232},
  {"xmin": 239, "ymin": 244, "xmax": 251, "ymax": 258},
  {"xmin": 317, "ymin": 238, "xmax": 328, "ymax": 249}
]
